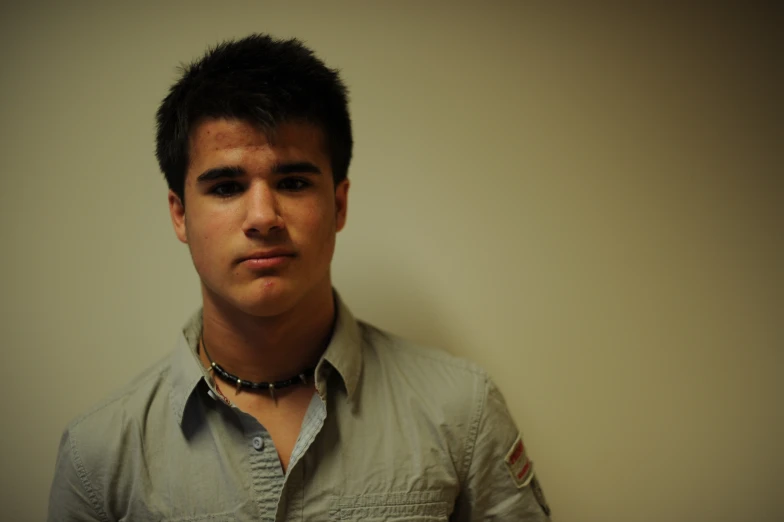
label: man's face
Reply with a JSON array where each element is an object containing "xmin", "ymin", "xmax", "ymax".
[{"xmin": 168, "ymin": 119, "xmax": 349, "ymax": 317}]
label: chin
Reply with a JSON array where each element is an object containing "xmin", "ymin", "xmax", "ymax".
[
  {"xmin": 232, "ymin": 278, "xmax": 305, "ymax": 318},
  {"xmin": 203, "ymin": 270, "xmax": 326, "ymax": 318}
]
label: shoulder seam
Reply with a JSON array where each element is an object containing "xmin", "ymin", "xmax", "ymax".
[
  {"xmin": 399, "ymin": 347, "xmax": 485, "ymax": 376},
  {"xmin": 69, "ymin": 431, "xmax": 110, "ymax": 522},
  {"xmin": 460, "ymin": 371, "xmax": 489, "ymax": 486}
]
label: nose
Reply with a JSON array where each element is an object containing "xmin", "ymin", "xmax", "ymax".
[{"xmin": 242, "ymin": 181, "xmax": 284, "ymax": 237}]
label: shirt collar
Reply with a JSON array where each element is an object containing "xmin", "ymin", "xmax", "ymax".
[
  {"xmin": 320, "ymin": 290, "xmax": 363, "ymax": 400},
  {"xmin": 169, "ymin": 290, "xmax": 363, "ymax": 427},
  {"xmin": 168, "ymin": 306, "xmax": 211, "ymax": 427}
]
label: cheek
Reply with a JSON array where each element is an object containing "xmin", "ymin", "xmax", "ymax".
[
  {"xmin": 285, "ymin": 202, "xmax": 337, "ymax": 258},
  {"xmin": 304, "ymin": 204, "xmax": 336, "ymax": 241},
  {"xmin": 187, "ymin": 212, "xmax": 234, "ymax": 269}
]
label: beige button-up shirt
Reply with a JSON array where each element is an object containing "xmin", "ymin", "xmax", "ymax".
[{"xmin": 48, "ymin": 294, "xmax": 551, "ymax": 521}]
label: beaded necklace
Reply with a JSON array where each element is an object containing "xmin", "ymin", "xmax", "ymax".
[{"xmin": 200, "ymin": 334, "xmax": 316, "ymax": 401}]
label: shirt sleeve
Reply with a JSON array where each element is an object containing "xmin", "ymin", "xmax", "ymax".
[
  {"xmin": 48, "ymin": 428, "xmax": 107, "ymax": 522},
  {"xmin": 452, "ymin": 376, "xmax": 552, "ymax": 521}
]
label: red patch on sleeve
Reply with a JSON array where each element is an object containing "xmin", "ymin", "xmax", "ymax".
[{"xmin": 504, "ymin": 434, "xmax": 534, "ymax": 488}]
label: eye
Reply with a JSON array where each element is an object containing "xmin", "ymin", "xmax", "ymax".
[
  {"xmin": 211, "ymin": 182, "xmax": 242, "ymax": 197},
  {"xmin": 278, "ymin": 177, "xmax": 311, "ymax": 191}
]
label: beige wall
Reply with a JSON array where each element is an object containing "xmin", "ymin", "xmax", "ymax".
[{"xmin": 1, "ymin": 2, "xmax": 782, "ymax": 521}]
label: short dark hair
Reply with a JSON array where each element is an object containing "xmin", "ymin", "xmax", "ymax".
[{"xmin": 155, "ymin": 34, "xmax": 353, "ymax": 205}]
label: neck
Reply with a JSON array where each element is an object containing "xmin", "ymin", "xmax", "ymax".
[{"xmin": 198, "ymin": 282, "xmax": 336, "ymax": 383}]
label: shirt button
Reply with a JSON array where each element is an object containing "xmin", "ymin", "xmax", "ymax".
[{"xmin": 252, "ymin": 436, "xmax": 264, "ymax": 451}]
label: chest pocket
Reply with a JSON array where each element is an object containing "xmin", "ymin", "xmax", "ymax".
[{"xmin": 333, "ymin": 491, "xmax": 449, "ymax": 521}]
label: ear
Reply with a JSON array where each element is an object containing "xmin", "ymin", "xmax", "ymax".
[
  {"xmin": 334, "ymin": 179, "xmax": 350, "ymax": 232},
  {"xmin": 168, "ymin": 190, "xmax": 189, "ymax": 244}
]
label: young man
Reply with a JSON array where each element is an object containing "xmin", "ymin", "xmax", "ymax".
[{"xmin": 48, "ymin": 34, "xmax": 551, "ymax": 521}]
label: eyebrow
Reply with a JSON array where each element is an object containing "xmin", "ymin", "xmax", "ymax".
[
  {"xmin": 196, "ymin": 162, "xmax": 321, "ymax": 184},
  {"xmin": 196, "ymin": 166, "xmax": 244, "ymax": 184}
]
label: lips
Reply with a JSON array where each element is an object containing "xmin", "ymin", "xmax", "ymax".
[
  {"xmin": 238, "ymin": 249, "xmax": 295, "ymax": 270},
  {"xmin": 239, "ymin": 249, "xmax": 295, "ymax": 262}
]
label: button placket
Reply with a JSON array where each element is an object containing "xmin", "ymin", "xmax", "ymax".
[{"xmin": 252, "ymin": 436, "xmax": 264, "ymax": 451}]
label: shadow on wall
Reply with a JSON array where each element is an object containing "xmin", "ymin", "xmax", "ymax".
[{"xmin": 335, "ymin": 247, "xmax": 468, "ymax": 358}]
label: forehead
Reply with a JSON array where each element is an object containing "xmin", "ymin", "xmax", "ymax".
[{"xmin": 186, "ymin": 119, "xmax": 328, "ymax": 176}]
